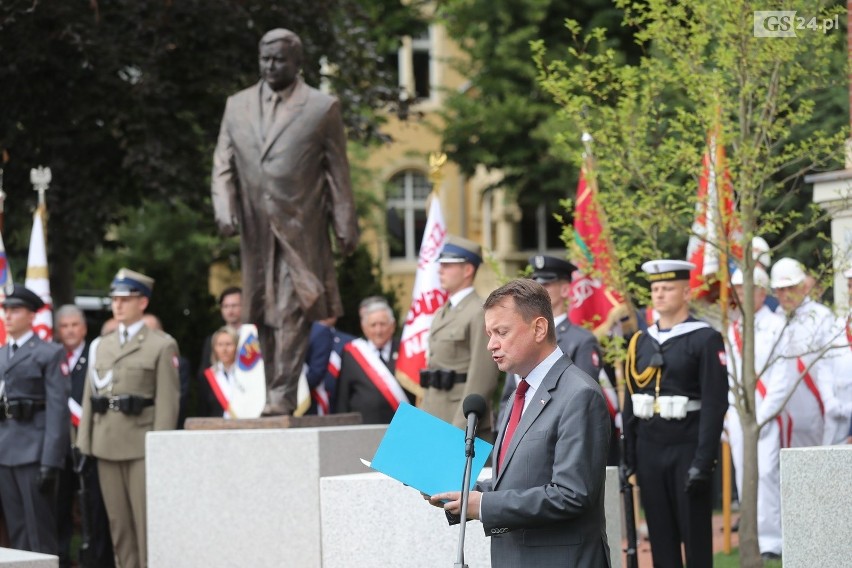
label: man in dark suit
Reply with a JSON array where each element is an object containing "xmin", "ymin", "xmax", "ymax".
[
  {"xmin": 337, "ymin": 301, "xmax": 415, "ymax": 423},
  {"xmin": 211, "ymin": 28, "xmax": 359, "ymax": 416},
  {"xmin": 0, "ymin": 285, "xmax": 69, "ymax": 554},
  {"xmin": 55, "ymin": 305, "xmax": 115, "ymax": 568},
  {"xmin": 431, "ymin": 279, "xmax": 611, "ymax": 567}
]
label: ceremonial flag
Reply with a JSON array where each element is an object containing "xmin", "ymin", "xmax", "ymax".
[
  {"xmin": 568, "ymin": 156, "xmax": 627, "ymax": 336},
  {"xmin": 0, "ymin": 230, "xmax": 12, "ymax": 344},
  {"xmin": 395, "ymin": 195, "xmax": 447, "ymax": 396},
  {"xmin": 25, "ymin": 204, "xmax": 53, "ymax": 340},
  {"xmin": 686, "ymin": 131, "xmax": 742, "ymax": 300}
]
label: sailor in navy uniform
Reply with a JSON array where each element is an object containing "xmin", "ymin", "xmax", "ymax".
[
  {"xmin": 622, "ymin": 260, "xmax": 728, "ymax": 568},
  {"xmin": 0, "ymin": 285, "xmax": 69, "ymax": 554}
]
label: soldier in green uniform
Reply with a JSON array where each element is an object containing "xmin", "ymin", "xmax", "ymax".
[
  {"xmin": 77, "ymin": 269, "xmax": 180, "ymax": 568},
  {"xmin": 420, "ymin": 235, "xmax": 499, "ymax": 440}
]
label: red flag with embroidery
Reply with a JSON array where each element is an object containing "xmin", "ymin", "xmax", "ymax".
[
  {"xmin": 569, "ymin": 160, "xmax": 626, "ymax": 336},
  {"xmin": 686, "ymin": 132, "xmax": 742, "ymax": 299}
]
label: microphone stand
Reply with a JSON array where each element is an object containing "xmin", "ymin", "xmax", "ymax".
[{"xmin": 454, "ymin": 414, "xmax": 478, "ymax": 568}]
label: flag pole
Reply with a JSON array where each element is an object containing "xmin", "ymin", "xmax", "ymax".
[
  {"xmin": 580, "ymin": 133, "xmax": 638, "ymax": 334},
  {"xmin": 712, "ymin": 115, "xmax": 734, "ymax": 554}
]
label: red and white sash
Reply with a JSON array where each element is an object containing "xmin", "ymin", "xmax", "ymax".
[
  {"xmin": 327, "ymin": 350, "xmax": 342, "ymax": 379},
  {"xmin": 731, "ymin": 322, "xmax": 788, "ymax": 447},
  {"xmin": 344, "ymin": 339, "xmax": 408, "ymax": 410},
  {"xmin": 68, "ymin": 398, "xmax": 82, "ymax": 428},
  {"xmin": 204, "ymin": 365, "xmax": 232, "ymax": 417},
  {"xmin": 795, "ymin": 357, "xmax": 824, "ymax": 416},
  {"xmin": 312, "ymin": 383, "xmax": 330, "ymax": 416}
]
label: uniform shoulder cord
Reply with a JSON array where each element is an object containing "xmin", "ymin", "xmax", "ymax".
[{"xmin": 625, "ymin": 331, "xmax": 662, "ymax": 397}]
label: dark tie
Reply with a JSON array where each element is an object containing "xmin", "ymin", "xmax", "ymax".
[
  {"xmin": 10, "ymin": 343, "xmax": 18, "ymax": 359},
  {"xmin": 122, "ymin": 329, "xmax": 129, "ymax": 346},
  {"xmin": 499, "ymin": 379, "xmax": 530, "ymax": 472}
]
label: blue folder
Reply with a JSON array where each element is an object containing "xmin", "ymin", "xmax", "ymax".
[{"xmin": 369, "ymin": 403, "xmax": 493, "ymax": 496}]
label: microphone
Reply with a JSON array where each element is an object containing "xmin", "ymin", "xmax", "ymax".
[{"xmin": 462, "ymin": 394, "xmax": 487, "ymax": 458}]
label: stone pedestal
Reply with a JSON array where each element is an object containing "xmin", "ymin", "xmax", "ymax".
[
  {"xmin": 780, "ymin": 446, "xmax": 852, "ymax": 567},
  {"xmin": 146, "ymin": 425, "xmax": 385, "ymax": 568},
  {"xmin": 0, "ymin": 548, "xmax": 57, "ymax": 568},
  {"xmin": 183, "ymin": 412, "xmax": 362, "ymax": 430},
  {"xmin": 319, "ymin": 465, "xmax": 623, "ymax": 567}
]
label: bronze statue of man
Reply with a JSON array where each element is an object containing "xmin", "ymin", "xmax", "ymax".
[{"xmin": 211, "ymin": 28, "xmax": 359, "ymax": 415}]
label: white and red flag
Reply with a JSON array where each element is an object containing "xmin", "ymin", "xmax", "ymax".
[
  {"xmin": 25, "ymin": 204, "xmax": 53, "ymax": 341},
  {"xmin": 686, "ymin": 131, "xmax": 742, "ymax": 300},
  {"xmin": 395, "ymin": 195, "xmax": 447, "ymax": 396}
]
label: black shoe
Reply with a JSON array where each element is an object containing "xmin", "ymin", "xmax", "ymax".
[
  {"xmin": 731, "ymin": 517, "xmax": 739, "ymax": 532},
  {"xmin": 761, "ymin": 552, "xmax": 782, "ymax": 561}
]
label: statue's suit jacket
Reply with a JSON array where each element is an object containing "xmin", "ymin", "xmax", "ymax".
[
  {"xmin": 211, "ymin": 77, "xmax": 359, "ymax": 326},
  {"xmin": 479, "ymin": 354, "xmax": 611, "ymax": 568},
  {"xmin": 77, "ymin": 326, "xmax": 180, "ymax": 461},
  {"xmin": 422, "ymin": 292, "xmax": 500, "ymax": 432},
  {"xmin": 0, "ymin": 336, "xmax": 68, "ymax": 468}
]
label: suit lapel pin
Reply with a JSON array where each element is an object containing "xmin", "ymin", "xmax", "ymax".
[{"xmin": 540, "ymin": 399, "xmax": 546, "ymax": 405}]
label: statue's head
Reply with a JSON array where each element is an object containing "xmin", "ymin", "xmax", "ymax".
[{"xmin": 258, "ymin": 28, "xmax": 303, "ymax": 91}]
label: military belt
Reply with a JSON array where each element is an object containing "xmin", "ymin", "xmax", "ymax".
[
  {"xmin": 419, "ymin": 369, "xmax": 467, "ymax": 391},
  {"xmin": 0, "ymin": 399, "xmax": 47, "ymax": 421},
  {"xmin": 90, "ymin": 395, "xmax": 154, "ymax": 416}
]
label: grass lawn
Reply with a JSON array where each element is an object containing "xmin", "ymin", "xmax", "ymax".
[{"xmin": 714, "ymin": 548, "xmax": 782, "ymax": 567}]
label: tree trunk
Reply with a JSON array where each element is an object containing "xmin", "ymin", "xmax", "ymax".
[
  {"xmin": 50, "ymin": 253, "xmax": 75, "ymax": 309},
  {"xmin": 738, "ymin": 412, "xmax": 762, "ymax": 568}
]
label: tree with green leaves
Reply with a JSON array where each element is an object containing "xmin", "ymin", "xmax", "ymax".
[
  {"xmin": 534, "ymin": 1, "xmax": 847, "ymax": 566},
  {"xmin": 436, "ymin": 0, "xmax": 639, "ymax": 230},
  {"xmin": 0, "ymin": 0, "xmax": 418, "ymax": 299},
  {"xmin": 0, "ymin": 1, "xmax": 418, "ymax": 369}
]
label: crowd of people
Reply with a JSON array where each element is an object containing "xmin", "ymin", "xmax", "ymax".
[{"xmin": 1, "ymin": 233, "xmax": 851, "ymax": 567}]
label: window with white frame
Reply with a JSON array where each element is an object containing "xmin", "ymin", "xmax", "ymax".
[
  {"xmin": 386, "ymin": 170, "xmax": 431, "ymax": 260},
  {"xmin": 385, "ymin": 24, "xmax": 433, "ymax": 102}
]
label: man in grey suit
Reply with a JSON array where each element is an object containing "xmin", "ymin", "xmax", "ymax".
[
  {"xmin": 211, "ymin": 28, "xmax": 359, "ymax": 415},
  {"xmin": 431, "ymin": 279, "xmax": 611, "ymax": 567},
  {"xmin": 0, "ymin": 285, "xmax": 69, "ymax": 554}
]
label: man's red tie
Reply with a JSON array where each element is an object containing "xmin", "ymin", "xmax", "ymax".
[
  {"xmin": 499, "ymin": 379, "xmax": 529, "ymax": 471},
  {"xmin": 66, "ymin": 351, "xmax": 74, "ymax": 369}
]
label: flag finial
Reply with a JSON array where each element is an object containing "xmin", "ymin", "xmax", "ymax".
[{"xmin": 30, "ymin": 166, "xmax": 51, "ymax": 207}]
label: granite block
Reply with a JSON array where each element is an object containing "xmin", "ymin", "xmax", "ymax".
[
  {"xmin": 780, "ymin": 446, "xmax": 852, "ymax": 567},
  {"xmin": 320, "ymin": 471, "xmax": 492, "ymax": 567},
  {"xmin": 605, "ymin": 466, "xmax": 624, "ymax": 568},
  {"xmin": 0, "ymin": 548, "xmax": 57, "ymax": 568},
  {"xmin": 320, "ymin": 466, "xmax": 623, "ymax": 568},
  {"xmin": 146, "ymin": 425, "xmax": 385, "ymax": 568}
]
